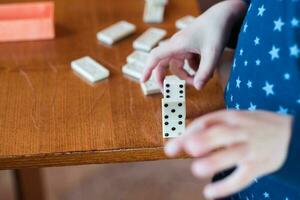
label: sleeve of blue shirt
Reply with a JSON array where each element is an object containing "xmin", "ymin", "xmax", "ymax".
[{"xmin": 272, "ymin": 113, "xmax": 300, "ymax": 189}]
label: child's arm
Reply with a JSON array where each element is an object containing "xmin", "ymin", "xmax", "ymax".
[
  {"xmin": 141, "ymin": 0, "xmax": 248, "ymax": 90},
  {"xmin": 272, "ymin": 113, "xmax": 300, "ymax": 189}
]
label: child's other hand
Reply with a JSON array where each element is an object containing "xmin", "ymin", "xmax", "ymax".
[
  {"xmin": 164, "ymin": 110, "xmax": 292, "ymax": 199},
  {"xmin": 141, "ymin": 0, "xmax": 247, "ymax": 90}
]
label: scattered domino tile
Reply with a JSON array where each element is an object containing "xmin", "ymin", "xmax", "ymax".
[
  {"xmin": 122, "ymin": 62, "xmax": 144, "ymax": 80},
  {"xmin": 175, "ymin": 15, "xmax": 196, "ymax": 30},
  {"xmin": 0, "ymin": 2, "xmax": 55, "ymax": 42},
  {"xmin": 141, "ymin": 76, "xmax": 161, "ymax": 95},
  {"xmin": 143, "ymin": 2, "xmax": 165, "ymax": 23},
  {"xmin": 126, "ymin": 50, "xmax": 149, "ymax": 68},
  {"xmin": 158, "ymin": 38, "xmax": 169, "ymax": 46},
  {"xmin": 146, "ymin": 0, "xmax": 168, "ymax": 5},
  {"xmin": 97, "ymin": 21, "xmax": 136, "ymax": 45},
  {"xmin": 71, "ymin": 56, "xmax": 110, "ymax": 83},
  {"xmin": 133, "ymin": 27, "xmax": 167, "ymax": 52},
  {"xmin": 183, "ymin": 60, "xmax": 196, "ymax": 76}
]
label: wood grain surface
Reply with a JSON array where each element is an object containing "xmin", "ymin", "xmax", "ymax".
[{"xmin": 0, "ymin": 0, "xmax": 224, "ymax": 170}]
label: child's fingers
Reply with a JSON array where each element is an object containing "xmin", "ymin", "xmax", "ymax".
[
  {"xmin": 187, "ymin": 110, "xmax": 240, "ymax": 130},
  {"xmin": 169, "ymin": 59, "xmax": 194, "ymax": 85},
  {"xmin": 164, "ymin": 138, "xmax": 184, "ymax": 157},
  {"xmin": 203, "ymin": 165, "xmax": 253, "ymax": 199},
  {"xmin": 154, "ymin": 59, "xmax": 170, "ymax": 88},
  {"xmin": 191, "ymin": 144, "xmax": 247, "ymax": 178},
  {"xmin": 193, "ymin": 47, "xmax": 220, "ymax": 90},
  {"xmin": 141, "ymin": 41, "xmax": 185, "ymax": 82},
  {"xmin": 183, "ymin": 125, "xmax": 247, "ymax": 157}
]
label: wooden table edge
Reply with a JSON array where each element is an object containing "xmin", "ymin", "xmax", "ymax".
[{"xmin": 0, "ymin": 147, "xmax": 190, "ymax": 170}]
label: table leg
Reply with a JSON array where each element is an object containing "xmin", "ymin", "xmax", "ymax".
[{"xmin": 13, "ymin": 169, "xmax": 45, "ymax": 200}]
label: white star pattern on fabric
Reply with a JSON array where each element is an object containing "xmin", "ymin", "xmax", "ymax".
[
  {"xmin": 224, "ymin": 2, "xmax": 300, "ymax": 197},
  {"xmin": 254, "ymin": 37, "xmax": 260, "ymax": 45},
  {"xmin": 284, "ymin": 73, "xmax": 291, "ymax": 80},
  {"xmin": 274, "ymin": 17, "xmax": 285, "ymax": 31},
  {"xmin": 236, "ymin": 77, "xmax": 241, "ymax": 88},
  {"xmin": 233, "ymin": 59, "xmax": 236, "ymax": 69},
  {"xmin": 257, "ymin": 5, "xmax": 266, "ymax": 16},
  {"xmin": 247, "ymin": 80, "xmax": 253, "ymax": 88},
  {"xmin": 248, "ymin": 3, "xmax": 252, "ymax": 11},
  {"xmin": 269, "ymin": 45, "xmax": 280, "ymax": 60},
  {"xmin": 277, "ymin": 106, "xmax": 288, "ymax": 115},
  {"xmin": 255, "ymin": 59, "xmax": 261, "ymax": 66},
  {"xmin": 291, "ymin": 17, "xmax": 299, "ymax": 27},
  {"xmin": 263, "ymin": 192, "xmax": 270, "ymax": 198},
  {"xmin": 240, "ymin": 49, "xmax": 244, "ymax": 56},
  {"xmin": 243, "ymin": 23, "xmax": 248, "ymax": 32},
  {"xmin": 290, "ymin": 44, "xmax": 300, "ymax": 58},
  {"xmin": 262, "ymin": 82, "xmax": 275, "ymax": 96},
  {"xmin": 248, "ymin": 102, "xmax": 257, "ymax": 111}
]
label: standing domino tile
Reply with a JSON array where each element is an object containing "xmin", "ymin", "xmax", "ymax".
[
  {"xmin": 162, "ymin": 97, "xmax": 186, "ymax": 138},
  {"xmin": 143, "ymin": 3, "xmax": 165, "ymax": 23},
  {"xmin": 161, "ymin": 75, "xmax": 186, "ymax": 138},
  {"xmin": 126, "ymin": 50, "xmax": 149, "ymax": 68},
  {"xmin": 162, "ymin": 118, "xmax": 185, "ymax": 138},
  {"xmin": 175, "ymin": 15, "xmax": 196, "ymax": 30},
  {"xmin": 141, "ymin": 76, "xmax": 161, "ymax": 95},
  {"xmin": 122, "ymin": 62, "xmax": 145, "ymax": 80},
  {"xmin": 97, "ymin": 21, "xmax": 136, "ymax": 45},
  {"xmin": 162, "ymin": 98, "xmax": 186, "ymax": 120},
  {"xmin": 133, "ymin": 27, "xmax": 167, "ymax": 52},
  {"xmin": 163, "ymin": 75, "xmax": 186, "ymax": 100},
  {"xmin": 71, "ymin": 56, "xmax": 110, "ymax": 83}
]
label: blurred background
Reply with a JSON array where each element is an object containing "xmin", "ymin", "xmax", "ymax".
[{"xmin": 0, "ymin": 160, "xmax": 209, "ymax": 200}]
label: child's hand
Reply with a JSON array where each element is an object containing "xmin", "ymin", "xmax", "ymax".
[
  {"xmin": 141, "ymin": 0, "xmax": 247, "ymax": 90},
  {"xmin": 164, "ymin": 110, "xmax": 292, "ymax": 199}
]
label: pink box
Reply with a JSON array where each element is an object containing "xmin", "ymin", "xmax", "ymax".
[{"xmin": 0, "ymin": 2, "xmax": 55, "ymax": 42}]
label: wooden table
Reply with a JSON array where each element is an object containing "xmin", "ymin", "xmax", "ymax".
[{"xmin": 0, "ymin": 0, "xmax": 224, "ymax": 198}]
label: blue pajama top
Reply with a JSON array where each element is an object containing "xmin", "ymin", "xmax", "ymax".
[{"xmin": 221, "ymin": 0, "xmax": 300, "ymax": 199}]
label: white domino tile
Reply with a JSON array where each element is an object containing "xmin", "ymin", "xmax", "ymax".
[
  {"xmin": 126, "ymin": 50, "xmax": 149, "ymax": 68},
  {"xmin": 146, "ymin": 0, "xmax": 168, "ymax": 5},
  {"xmin": 175, "ymin": 15, "xmax": 196, "ymax": 30},
  {"xmin": 162, "ymin": 119, "xmax": 185, "ymax": 138},
  {"xmin": 141, "ymin": 76, "xmax": 161, "ymax": 95},
  {"xmin": 71, "ymin": 56, "xmax": 110, "ymax": 83},
  {"xmin": 97, "ymin": 21, "xmax": 136, "ymax": 45},
  {"xmin": 163, "ymin": 75, "xmax": 186, "ymax": 100},
  {"xmin": 183, "ymin": 60, "xmax": 196, "ymax": 76},
  {"xmin": 122, "ymin": 62, "xmax": 144, "ymax": 80},
  {"xmin": 133, "ymin": 27, "xmax": 167, "ymax": 52},
  {"xmin": 162, "ymin": 98, "xmax": 186, "ymax": 120},
  {"xmin": 143, "ymin": 2, "xmax": 165, "ymax": 23}
]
